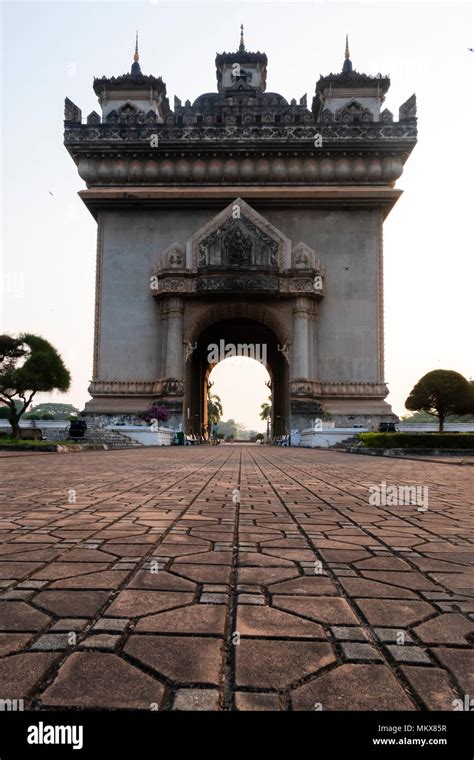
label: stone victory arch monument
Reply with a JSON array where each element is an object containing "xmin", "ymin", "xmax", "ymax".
[{"xmin": 64, "ymin": 31, "xmax": 417, "ymax": 434}]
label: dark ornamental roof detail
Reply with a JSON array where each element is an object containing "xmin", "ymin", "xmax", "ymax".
[
  {"xmin": 316, "ymin": 70, "xmax": 391, "ymax": 94},
  {"xmin": 316, "ymin": 36, "xmax": 390, "ymax": 94},
  {"xmin": 215, "ymin": 50, "xmax": 268, "ymax": 66},
  {"xmin": 93, "ymin": 72, "xmax": 167, "ymax": 95}
]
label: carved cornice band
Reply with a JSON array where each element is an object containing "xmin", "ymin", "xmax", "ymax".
[
  {"xmin": 89, "ymin": 379, "xmax": 389, "ymax": 399},
  {"xmin": 76, "ymin": 155, "xmax": 405, "ymax": 186}
]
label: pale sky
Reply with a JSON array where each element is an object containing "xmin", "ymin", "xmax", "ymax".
[{"xmin": 1, "ymin": 1, "xmax": 473, "ymax": 430}]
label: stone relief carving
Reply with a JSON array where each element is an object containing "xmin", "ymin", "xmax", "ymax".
[
  {"xmin": 160, "ymin": 279, "xmax": 188, "ymax": 292},
  {"xmin": 155, "ymin": 243, "xmax": 186, "ymax": 273},
  {"xmin": 292, "ymin": 241, "xmax": 319, "ymax": 270},
  {"xmin": 164, "ymin": 378, "xmax": 184, "ymax": 395},
  {"xmin": 184, "ymin": 340, "xmax": 197, "ymax": 362},
  {"xmin": 334, "ymin": 100, "xmax": 374, "ymax": 124},
  {"xmin": 198, "ymin": 216, "xmax": 278, "ymax": 269},
  {"xmin": 196, "ymin": 274, "xmax": 279, "ymax": 292},
  {"xmin": 191, "ymin": 199, "xmax": 292, "ymax": 272}
]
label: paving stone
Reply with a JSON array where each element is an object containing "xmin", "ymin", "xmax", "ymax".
[
  {"xmin": 0, "ymin": 590, "xmax": 35, "ymax": 600},
  {"xmin": 354, "ymin": 599, "xmax": 435, "ymax": 627},
  {"xmin": 385, "ymin": 645, "xmax": 431, "ymax": 664},
  {"xmin": 0, "ymin": 653, "xmax": 60, "ymax": 698},
  {"xmin": 400, "ymin": 666, "xmax": 461, "ymax": 710},
  {"xmin": 199, "ymin": 593, "xmax": 227, "ymax": 604},
  {"xmin": 0, "ymin": 633, "xmax": 34, "ymax": 657},
  {"xmin": 125, "ymin": 635, "xmax": 222, "ymax": 684},
  {"xmin": 135, "ymin": 604, "xmax": 226, "ymax": 634},
  {"xmin": 126, "ymin": 570, "xmax": 196, "ymax": 592},
  {"xmin": 105, "ymin": 590, "xmax": 194, "ymax": 618},
  {"xmin": 237, "ymin": 605, "xmax": 325, "ymax": 638},
  {"xmin": 340, "ymin": 578, "xmax": 417, "ymax": 599},
  {"xmin": 235, "ymin": 692, "xmax": 281, "ymax": 711},
  {"xmin": 236, "ymin": 640, "xmax": 335, "ymax": 689},
  {"xmin": 30, "ymin": 634, "xmax": 73, "ymax": 651},
  {"xmin": 49, "ymin": 618, "xmax": 89, "ymax": 632},
  {"xmin": 78, "ymin": 635, "xmax": 120, "ymax": 650},
  {"xmin": 172, "ymin": 688, "xmax": 219, "ymax": 711},
  {"xmin": 170, "ymin": 564, "xmax": 231, "ymax": 583},
  {"xmin": 16, "ymin": 581, "xmax": 48, "ymax": 589},
  {"xmin": 431, "ymin": 649, "xmax": 474, "ymax": 694},
  {"xmin": 272, "ymin": 595, "xmax": 360, "ymax": 625},
  {"xmin": 237, "ymin": 594, "xmax": 265, "ymax": 605},
  {"xmin": 374, "ymin": 628, "xmax": 414, "ymax": 644},
  {"xmin": 291, "ymin": 664, "xmax": 415, "ymax": 711},
  {"xmin": 341, "ymin": 642, "xmax": 384, "ymax": 662},
  {"xmin": 0, "ymin": 601, "xmax": 51, "ymax": 631},
  {"xmin": 331, "ymin": 626, "xmax": 369, "ymax": 642},
  {"xmin": 413, "ymin": 613, "xmax": 474, "ymax": 645},
  {"xmin": 268, "ymin": 575, "xmax": 338, "ymax": 595},
  {"xmin": 33, "ymin": 590, "xmax": 109, "ymax": 618},
  {"xmin": 237, "ymin": 567, "xmax": 298, "ymax": 585},
  {"xmin": 92, "ymin": 618, "xmax": 129, "ymax": 633},
  {"xmin": 40, "ymin": 653, "xmax": 165, "ymax": 709}
]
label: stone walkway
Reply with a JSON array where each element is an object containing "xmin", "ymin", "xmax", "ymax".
[{"xmin": 0, "ymin": 446, "xmax": 472, "ymax": 711}]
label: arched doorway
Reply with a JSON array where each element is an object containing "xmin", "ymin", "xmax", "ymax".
[{"xmin": 184, "ymin": 317, "xmax": 289, "ymax": 440}]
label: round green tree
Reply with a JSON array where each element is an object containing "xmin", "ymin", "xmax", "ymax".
[
  {"xmin": 0, "ymin": 334, "xmax": 71, "ymax": 438},
  {"xmin": 405, "ymin": 370, "xmax": 471, "ymax": 433}
]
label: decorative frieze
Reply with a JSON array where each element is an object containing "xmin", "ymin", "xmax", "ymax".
[
  {"xmin": 73, "ymin": 153, "xmax": 406, "ymax": 186},
  {"xmin": 289, "ymin": 380, "xmax": 389, "ymax": 397}
]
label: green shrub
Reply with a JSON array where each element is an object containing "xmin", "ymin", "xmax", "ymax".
[
  {"xmin": 358, "ymin": 433, "xmax": 474, "ymax": 449},
  {"xmin": 0, "ymin": 430, "xmax": 11, "ymax": 439}
]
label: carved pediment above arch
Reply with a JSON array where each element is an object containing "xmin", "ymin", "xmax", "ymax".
[{"xmin": 188, "ymin": 198, "xmax": 291, "ymax": 272}]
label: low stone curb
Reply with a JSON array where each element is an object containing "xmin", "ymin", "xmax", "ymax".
[{"xmin": 337, "ymin": 446, "xmax": 474, "ymax": 465}]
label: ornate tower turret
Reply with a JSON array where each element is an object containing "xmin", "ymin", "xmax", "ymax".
[
  {"xmin": 91, "ymin": 34, "xmax": 169, "ymax": 122},
  {"xmin": 215, "ymin": 25, "xmax": 268, "ymax": 93},
  {"xmin": 313, "ymin": 36, "xmax": 393, "ymax": 123}
]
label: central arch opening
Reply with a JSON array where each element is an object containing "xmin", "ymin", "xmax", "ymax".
[
  {"xmin": 208, "ymin": 356, "xmax": 271, "ymax": 440},
  {"xmin": 185, "ymin": 318, "xmax": 289, "ymax": 440}
]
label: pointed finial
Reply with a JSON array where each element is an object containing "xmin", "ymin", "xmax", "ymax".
[
  {"xmin": 342, "ymin": 34, "xmax": 352, "ymax": 73},
  {"xmin": 239, "ymin": 23, "xmax": 245, "ymax": 52},
  {"xmin": 134, "ymin": 30, "xmax": 139, "ymax": 62}
]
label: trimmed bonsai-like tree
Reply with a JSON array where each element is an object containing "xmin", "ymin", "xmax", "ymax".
[
  {"xmin": 405, "ymin": 370, "xmax": 471, "ymax": 433},
  {"xmin": 0, "ymin": 334, "xmax": 71, "ymax": 438}
]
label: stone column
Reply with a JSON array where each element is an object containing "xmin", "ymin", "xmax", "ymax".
[
  {"xmin": 308, "ymin": 305, "xmax": 318, "ymax": 380},
  {"xmin": 291, "ymin": 297, "xmax": 311, "ymax": 379},
  {"xmin": 164, "ymin": 297, "xmax": 184, "ymax": 379}
]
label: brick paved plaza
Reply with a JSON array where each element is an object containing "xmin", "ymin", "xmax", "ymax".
[{"xmin": 0, "ymin": 446, "xmax": 472, "ymax": 711}]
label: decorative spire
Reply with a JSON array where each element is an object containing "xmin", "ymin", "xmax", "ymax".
[
  {"xmin": 239, "ymin": 23, "xmax": 245, "ymax": 52},
  {"xmin": 342, "ymin": 34, "xmax": 352, "ymax": 74},
  {"xmin": 131, "ymin": 30, "xmax": 142, "ymax": 76},
  {"xmin": 134, "ymin": 30, "xmax": 139, "ymax": 62}
]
